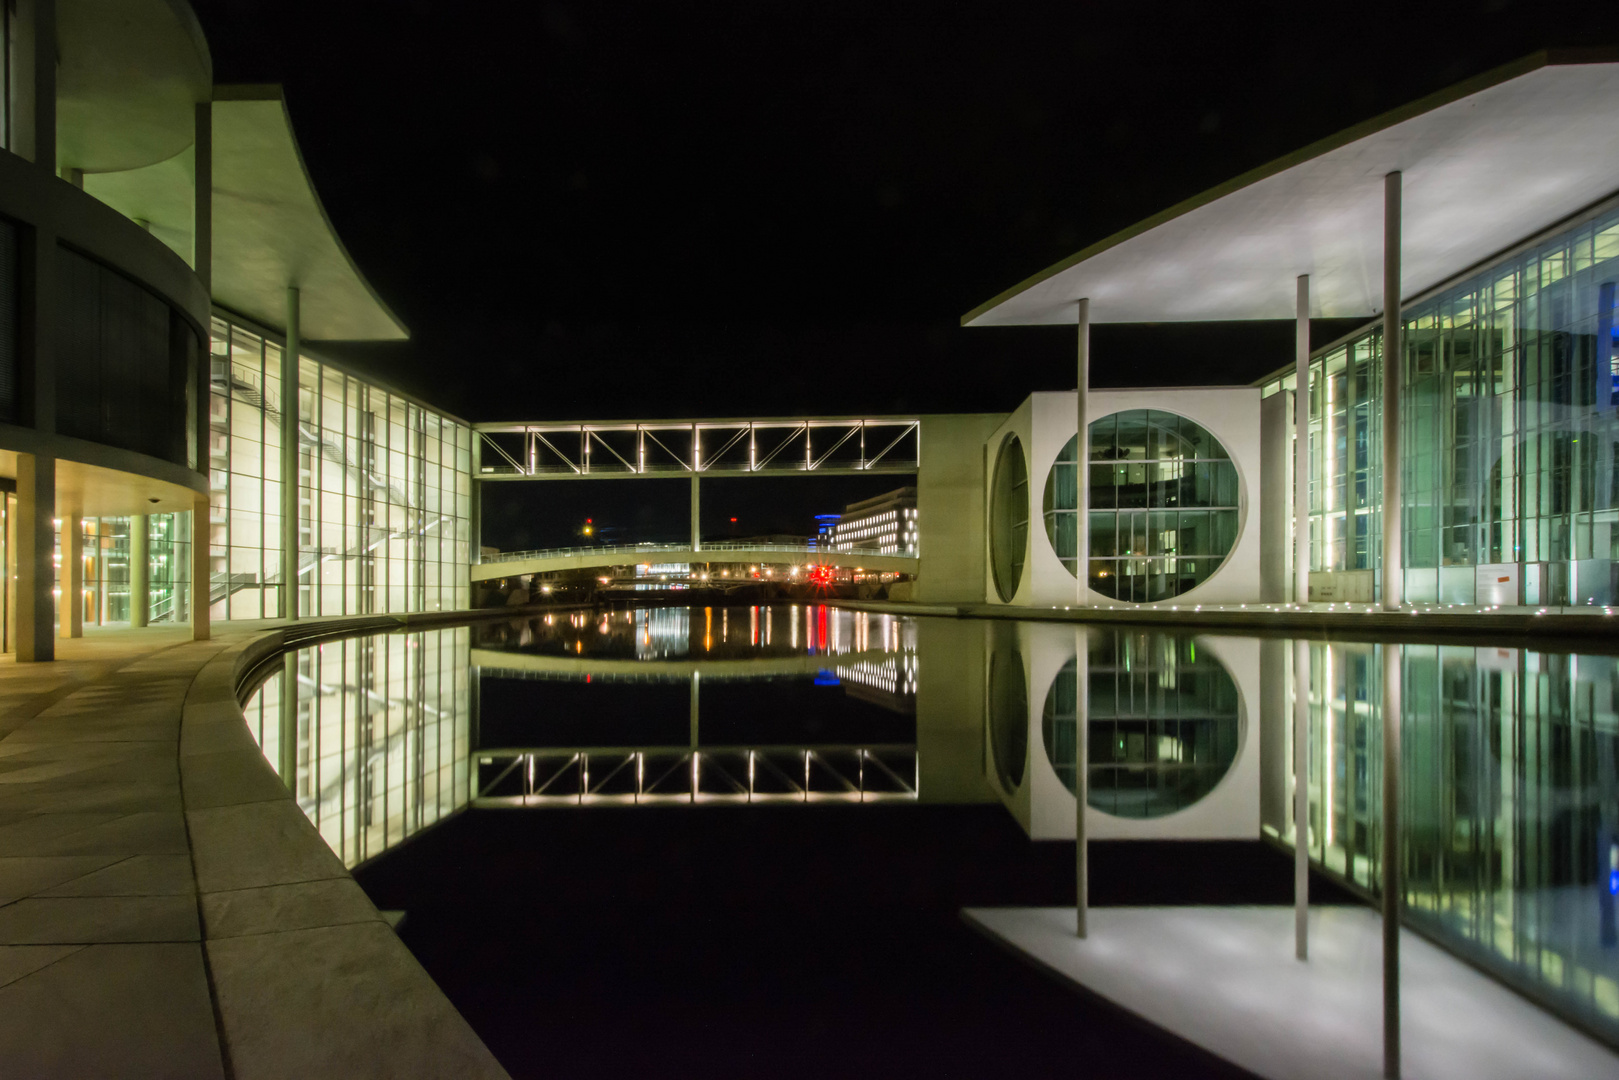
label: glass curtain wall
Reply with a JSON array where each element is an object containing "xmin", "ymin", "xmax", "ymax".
[
  {"xmin": 207, "ymin": 314, "xmax": 472, "ymax": 620},
  {"xmin": 243, "ymin": 627, "xmax": 473, "ymax": 868},
  {"xmin": 1262, "ymin": 205, "xmax": 1619, "ymax": 606},
  {"xmin": 1270, "ymin": 640, "xmax": 1619, "ymax": 1047}
]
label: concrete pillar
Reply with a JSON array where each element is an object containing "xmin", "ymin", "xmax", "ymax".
[
  {"xmin": 10, "ymin": 0, "xmax": 55, "ymax": 168},
  {"xmin": 1382, "ymin": 173, "xmax": 1403, "ymax": 610},
  {"xmin": 689, "ymin": 473, "xmax": 700, "ymax": 552},
  {"xmin": 1075, "ymin": 628, "xmax": 1090, "ymax": 938},
  {"xmin": 279, "ymin": 651, "xmax": 298, "ymax": 787},
  {"xmin": 15, "ymin": 454, "xmax": 54, "ymax": 661},
  {"xmin": 193, "ymin": 102, "xmax": 212, "ymax": 290},
  {"xmin": 129, "ymin": 514, "xmax": 149, "ymax": 628},
  {"xmin": 1294, "ymin": 275, "xmax": 1311, "ymax": 604},
  {"xmin": 1381, "ymin": 642, "xmax": 1403, "ymax": 1079},
  {"xmin": 191, "ymin": 499, "xmax": 210, "ymax": 641},
  {"xmin": 1294, "ymin": 638, "xmax": 1310, "ymax": 959},
  {"xmin": 4, "ymin": 493, "xmax": 15, "ymax": 652},
  {"xmin": 282, "ymin": 287, "xmax": 300, "ymax": 621},
  {"xmin": 59, "ymin": 513, "xmax": 81, "ymax": 638},
  {"xmin": 1075, "ymin": 298, "xmax": 1090, "ymax": 605}
]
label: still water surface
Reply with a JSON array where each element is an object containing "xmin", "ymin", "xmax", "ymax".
[{"xmin": 244, "ymin": 605, "xmax": 1619, "ymax": 1074}]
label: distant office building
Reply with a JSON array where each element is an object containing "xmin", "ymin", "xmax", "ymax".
[{"xmin": 823, "ymin": 487, "xmax": 918, "ymax": 555}]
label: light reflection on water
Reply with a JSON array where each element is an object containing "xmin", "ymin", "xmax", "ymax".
[{"xmin": 243, "ymin": 606, "xmax": 1619, "ymax": 1049}]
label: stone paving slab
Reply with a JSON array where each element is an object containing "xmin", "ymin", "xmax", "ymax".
[{"xmin": 0, "ymin": 621, "xmax": 510, "ymax": 1079}]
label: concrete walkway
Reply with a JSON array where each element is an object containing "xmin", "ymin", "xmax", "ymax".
[
  {"xmin": 965, "ymin": 905, "xmax": 1619, "ymax": 1080},
  {"xmin": 0, "ymin": 621, "xmax": 509, "ymax": 1079}
]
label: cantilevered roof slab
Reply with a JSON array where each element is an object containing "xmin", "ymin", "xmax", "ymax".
[
  {"xmin": 58, "ymin": 0, "xmax": 211, "ymax": 174},
  {"xmin": 211, "ymin": 86, "xmax": 407, "ymax": 341},
  {"xmin": 964, "ymin": 51, "xmax": 1619, "ymax": 327}
]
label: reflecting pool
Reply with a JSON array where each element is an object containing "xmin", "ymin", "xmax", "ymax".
[{"xmin": 244, "ymin": 605, "xmax": 1619, "ymax": 1056}]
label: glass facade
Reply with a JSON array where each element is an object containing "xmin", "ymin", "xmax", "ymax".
[
  {"xmin": 1263, "ymin": 203, "xmax": 1619, "ymax": 605},
  {"xmin": 1044, "ymin": 411, "xmax": 1240, "ymax": 601},
  {"xmin": 243, "ymin": 627, "xmax": 474, "ymax": 868},
  {"xmin": 989, "ymin": 434, "xmax": 1028, "ymax": 602},
  {"xmin": 1274, "ymin": 640, "xmax": 1619, "ymax": 1045},
  {"xmin": 207, "ymin": 314, "xmax": 473, "ymax": 620}
]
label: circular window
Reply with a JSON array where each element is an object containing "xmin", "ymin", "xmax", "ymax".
[
  {"xmin": 1042, "ymin": 410, "xmax": 1240, "ymax": 602},
  {"xmin": 989, "ymin": 434, "xmax": 1029, "ymax": 602},
  {"xmin": 987, "ymin": 624, "xmax": 1027, "ymax": 791},
  {"xmin": 1041, "ymin": 631, "xmax": 1240, "ymax": 819}
]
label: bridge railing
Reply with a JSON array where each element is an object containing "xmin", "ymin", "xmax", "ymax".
[{"xmin": 478, "ymin": 540, "xmax": 918, "ymax": 565}]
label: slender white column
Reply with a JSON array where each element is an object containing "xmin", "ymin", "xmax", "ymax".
[
  {"xmin": 1294, "ymin": 638, "xmax": 1310, "ymax": 959},
  {"xmin": 1382, "ymin": 173, "xmax": 1403, "ymax": 610},
  {"xmin": 60, "ymin": 513, "xmax": 81, "ymax": 638},
  {"xmin": 191, "ymin": 496, "xmax": 210, "ymax": 641},
  {"xmin": 282, "ymin": 287, "xmax": 300, "ymax": 621},
  {"xmin": 1294, "ymin": 276, "xmax": 1311, "ymax": 604},
  {"xmin": 15, "ymin": 454, "xmax": 54, "ymax": 660},
  {"xmin": 1382, "ymin": 642, "xmax": 1403, "ymax": 1078},
  {"xmin": 1076, "ymin": 298, "xmax": 1090, "ymax": 604},
  {"xmin": 129, "ymin": 514, "xmax": 149, "ymax": 629},
  {"xmin": 1075, "ymin": 628, "xmax": 1090, "ymax": 938}
]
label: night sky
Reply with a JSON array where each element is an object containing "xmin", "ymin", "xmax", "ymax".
[{"xmin": 191, "ymin": 1, "xmax": 1619, "ymax": 542}]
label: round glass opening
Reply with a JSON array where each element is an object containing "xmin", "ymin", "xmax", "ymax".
[
  {"xmin": 987, "ymin": 624, "xmax": 1027, "ymax": 791},
  {"xmin": 990, "ymin": 434, "xmax": 1029, "ymax": 602},
  {"xmin": 1042, "ymin": 409, "xmax": 1239, "ymax": 602},
  {"xmin": 1041, "ymin": 631, "xmax": 1240, "ymax": 819}
]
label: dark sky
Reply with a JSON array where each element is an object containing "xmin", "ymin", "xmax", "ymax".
[{"xmin": 191, "ymin": 0, "xmax": 1619, "ymax": 428}]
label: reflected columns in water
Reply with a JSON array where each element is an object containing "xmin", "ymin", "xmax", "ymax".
[
  {"xmin": 1294, "ymin": 637, "xmax": 1309, "ymax": 961},
  {"xmin": 279, "ymin": 651, "xmax": 297, "ymax": 787},
  {"xmin": 689, "ymin": 671, "xmax": 699, "ymax": 749},
  {"xmin": 1381, "ymin": 641, "xmax": 1402, "ymax": 1079},
  {"xmin": 1076, "ymin": 628, "xmax": 1089, "ymax": 939}
]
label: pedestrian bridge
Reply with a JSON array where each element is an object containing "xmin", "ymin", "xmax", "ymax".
[{"xmin": 470, "ymin": 541, "xmax": 919, "ymax": 582}]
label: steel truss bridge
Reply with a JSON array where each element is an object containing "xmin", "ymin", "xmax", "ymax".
[
  {"xmin": 474, "ymin": 744, "xmax": 918, "ymax": 807},
  {"xmin": 475, "ymin": 416, "xmax": 920, "ymax": 479}
]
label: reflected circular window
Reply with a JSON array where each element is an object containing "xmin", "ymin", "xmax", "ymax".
[
  {"xmin": 1041, "ymin": 632, "xmax": 1240, "ymax": 819},
  {"xmin": 988, "ymin": 624, "xmax": 1027, "ymax": 791},
  {"xmin": 990, "ymin": 434, "xmax": 1029, "ymax": 602},
  {"xmin": 1042, "ymin": 410, "xmax": 1240, "ymax": 602}
]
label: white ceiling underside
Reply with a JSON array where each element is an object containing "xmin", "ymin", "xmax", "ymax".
[{"xmin": 964, "ymin": 57, "xmax": 1619, "ymax": 326}]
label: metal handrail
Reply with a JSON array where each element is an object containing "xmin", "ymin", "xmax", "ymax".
[{"xmin": 478, "ymin": 540, "xmax": 919, "ymax": 565}]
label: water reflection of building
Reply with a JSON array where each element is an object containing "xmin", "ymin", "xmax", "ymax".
[
  {"xmin": 243, "ymin": 627, "xmax": 473, "ymax": 868},
  {"xmin": 1259, "ymin": 640, "xmax": 1619, "ymax": 1046},
  {"xmin": 984, "ymin": 620, "xmax": 1261, "ymax": 841}
]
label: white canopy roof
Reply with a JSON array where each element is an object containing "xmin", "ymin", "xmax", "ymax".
[{"xmin": 963, "ymin": 51, "xmax": 1619, "ymax": 327}]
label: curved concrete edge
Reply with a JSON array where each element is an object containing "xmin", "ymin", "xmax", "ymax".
[{"xmin": 179, "ymin": 616, "xmax": 509, "ymax": 1080}]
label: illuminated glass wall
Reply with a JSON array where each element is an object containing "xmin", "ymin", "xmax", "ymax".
[
  {"xmin": 1262, "ymin": 204, "xmax": 1619, "ymax": 605},
  {"xmin": 207, "ymin": 314, "xmax": 473, "ymax": 620},
  {"xmin": 1270, "ymin": 641, "xmax": 1619, "ymax": 1046},
  {"xmin": 244, "ymin": 627, "xmax": 473, "ymax": 868}
]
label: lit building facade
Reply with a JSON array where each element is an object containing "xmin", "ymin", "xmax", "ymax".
[
  {"xmin": 1262, "ymin": 201, "xmax": 1619, "ymax": 606},
  {"xmin": 0, "ymin": 0, "xmax": 473, "ymax": 660},
  {"xmin": 823, "ymin": 486, "xmax": 918, "ymax": 555}
]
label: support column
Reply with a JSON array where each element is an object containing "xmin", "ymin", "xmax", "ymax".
[
  {"xmin": 689, "ymin": 473, "xmax": 701, "ymax": 553},
  {"xmin": 10, "ymin": 0, "xmax": 56, "ymax": 167},
  {"xmin": 191, "ymin": 497, "xmax": 210, "ymax": 641},
  {"xmin": 1382, "ymin": 173, "xmax": 1403, "ymax": 610},
  {"xmin": 282, "ymin": 287, "xmax": 300, "ymax": 621},
  {"xmin": 1075, "ymin": 628, "xmax": 1090, "ymax": 938},
  {"xmin": 193, "ymin": 102, "xmax": 212, "ymax": 290},
  {"xmin": 1295, "ymin": 275, "xmax": 1311, "ymax": 604},
  {"xmin": 1382, "ymin": 642, "xmax": 1403, "ymax": 1079},
  {"xmin": 15, "ymin": 454, "xmax": 54, "ymax": 661},
  {"xmin": 129, "ymin": 514, "xmax": 149, "ymax": 628},
  {"xmin": 1076, "ymin": 298, "xmax": 1090, "ymax": 605},
  {"xmin": 1294, "ymin": 638, "xmax": 1310, "ymax": 959},
  {"xmin": 59, "ymin": 513, "xmax": 81, "ymax": 638}
]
